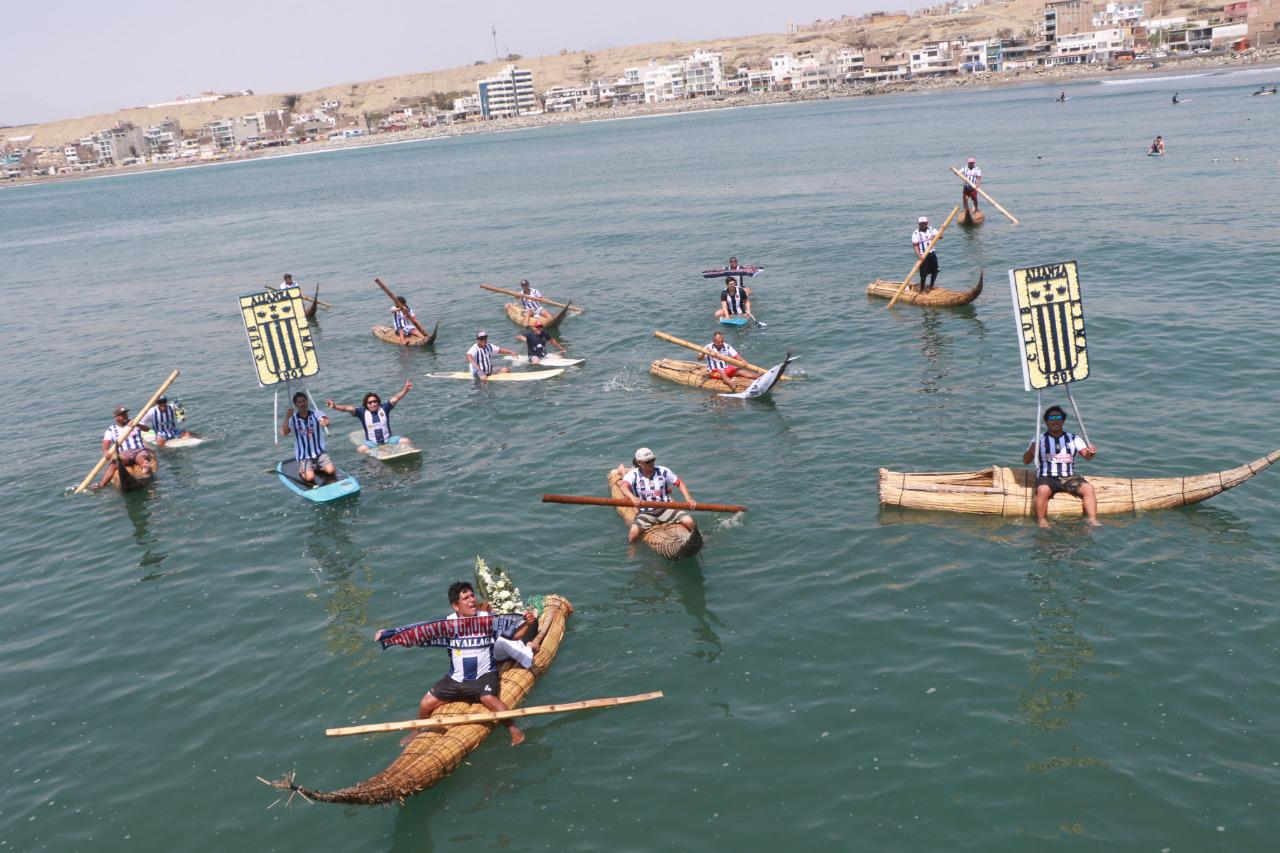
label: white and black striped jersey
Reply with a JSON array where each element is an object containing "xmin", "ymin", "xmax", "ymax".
[
  {"xmin": 624, "ymin": 465, "xmax": 680, "ymax": 503},
  {"xmin": 911, "ymin": 227, "xmax": 939, "ymax": 257},
  {"xmin": 961, "ymin": 164, "xmax": 982, "ymax": 184},
  {"xmin": 141, "ymin": 404, "xmax": 180, "ymax": 439},
  {"xmin": 520, "ymin": 288, "xmax": 544, "ymax": 311},
  {"xmin": 392, "ymin": 307, "xmax": 416, "ymax": 332},
  {"xmin": 102, "ymin": 423, "xmax": 145, "ymax": 452},
  {"xmin": 705, "ymin": 340, "xmax": 739, "ymax": 373},
  {"xmin": 444, "ymin": 610, "xmax": 496, "ymax": 682},
  {"xmin": 288, "ymin": 410, "xmax": 327, "ymax": 460},
  {"xmin": 467, "ymin": 342, "xmax": 499, "ymax": 376},
  {"xmin": 355, "ymin": 401, "xmax": 395, "ymax": 443},
  {"xmin": 721, "ymin": 287, "xmax": 747, "ymax": 315},
  {"xmin": 1034, "ymin": 431, "xmax": 1087, "ymax": 477}
]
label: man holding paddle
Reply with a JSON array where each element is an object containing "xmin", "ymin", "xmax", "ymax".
[
  {"xmin": 518, "ymin": 279, "xmax": 552, "ymax": 323},
  {"xmin": 960, "ymin": 157, "xmax": 981, "ymax": 218},
  {"xmin": 911, "ymin": 216, "xmax": 942, "ymax": 292},
  {"xmin": 701, "ymin": 331, "xmax": 758, "ymax": 384},
  {"xmin": 94, "ymin": 405, "xmax": 156, "ymax": 490},
  {"xmin": 714, "ymin": 278, "xmax": 752, "ymax": 322},
  {"xmin": 617, "ymin": 448, "xmax": 698, "ymax": 544}
]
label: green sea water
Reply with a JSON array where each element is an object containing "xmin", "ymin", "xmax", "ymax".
[{"xmin": 1, "ymin": 68, "xmax": 1277, "ymax": 851}]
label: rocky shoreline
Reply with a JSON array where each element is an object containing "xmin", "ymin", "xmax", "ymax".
[{"xmin": 7, "ymin": 48, "xmax": 1278, "ymax": 190}]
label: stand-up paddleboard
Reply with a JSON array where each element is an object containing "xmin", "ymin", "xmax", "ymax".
[
  {"xmin": 1147, "ymin": 151, "xmax": 1164, "ymax": 157},
  {"xmin": 426, "ymin": 369, "xmax": 565, "ymax": 381},
  {"xmin": 718, "ymin": 353, "xmax": 796, "ymax": 399},
  {"xmin": 504, "ymin": 354, "xmax": 586, "ymax": 368},
  {"xmin": 144, "ymin": 434, "xmax": 207, "ymax": 448},
  {"xmin": 703, "ymin": 265, "xmax": 763, "ymax": 279},
  {"xmin": 1056, "ymin": 96, "xmax": 1072, "ymax": 102},
  {"xmin": 276, "ymin": 458, "xmax": 360, "ymax": 502},
  {"xmin": 348, "ymin": 430, "xmax": 422, "ymax": 462},
  {"xmin": 718, "ymin": 316, "xmax": 750, "ymax": 327}
]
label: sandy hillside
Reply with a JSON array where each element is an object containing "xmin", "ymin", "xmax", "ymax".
[{"xmin": 4, "ymin": 0, "xmax": 1211, "ymax": 148}]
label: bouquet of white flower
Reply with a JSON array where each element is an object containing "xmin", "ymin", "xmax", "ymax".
[{"xmin": 474, "ymin": 556, "xmax": 527, "ymax": 615}]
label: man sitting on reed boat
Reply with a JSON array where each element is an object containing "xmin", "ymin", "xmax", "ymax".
[
  {"xmin": 1022, "ymin": 405, "xmax": 1100, "ymax": 529},
  {"xmin": 618, "ymin": 447, "xmax": 698, "ymax": 543},
  {"xmin": 390, "ymin": 296, "xmax": 423, "ymax": 342},
  {"xmin": 281, "ymin": 391, "xmax": 335, "ymax": 484},
  {"xmin": 94, "ymin": 405, "xmax": 156, "ymax": 489},
  {"xmin": 714, "ymin": 278, "xmax": 751, "ymax": 321},
  {"xmin": 467, "ymin": 330, "xmax": 518, "ymax": 379},
  {"xmin": 701, "ymin": 331, "xmax": 758, "ymax": 383},
  {"xmin": 392, "ymin": 581, "xmax": 536, "ymax": 746},
  {"xmin": 911, "ymin": 216, "xmax": 942, "ymax": 292},
  {"xmin": 518, "ymin": 279, "xmax": 552, "ymax": 322},
  {"xmin": 960, "ymin": 157, "xmax": 982, "ymax": 217},
  {"xmin": 326, "ymin": 381, "xmax": 413, "ymax": 453},
  {"xmin": 140, "ymin": 396, "xmax": 194, "ymax": 446},
  {"xmin": 515, "ymin": 320, "xmax": 567, "ymax": 363}
]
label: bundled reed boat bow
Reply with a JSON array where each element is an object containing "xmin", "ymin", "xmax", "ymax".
[
  {"xmin": 607, "ymin": 468, "xmax": 703, "ymax": 559},
  {"xmin": 504, "ymin": 300, "xmax": 571, "ymax": 330},
  {"xmin": 112, "ymin": 458, "xmax": 154, "ymax": 492},
  {"xmin": 372, "ymin": 322, "xmax": 438, "ymax": 347},
  {"xmin": 304, "ymin": 286, "xmax": 320, "ymax": 321},
  {"xmin": 878, "ymin": 449, "xmax": 1280, "ymax": 517},
  {"xmin": 866, "ymin": 272, "xmax": 983, "ymax": 307},
  {"xmin": 266, "ymin": 594, "xmax": 573, "ymax": 805}
]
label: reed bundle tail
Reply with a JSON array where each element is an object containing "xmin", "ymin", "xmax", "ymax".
[
  {"xmin": 649, "ymin": 359, "xmax": 757, "ymax": 394},
  {"xmin": 304, "ymin": 286, "xmax": 320, "ymax": 320},
  {"xmin": 265, "ymin": 595, "xmax": 572, "ymax": 805},
  {"xmin": 608, "ymin": 468, "xmax": 703, "ymax": 559},
  {"xmin": 504, "ymin": 301, "xmax": 570, "ymax": 330},
  {"xmin": 866, "ymin": 272, "xmax": 983, "ymax": 307},
  {"xmin": 878, "ymin": 449, "xmax": 1280, "ymax": 517},
  {"xmin": 960, "ymin": 209, "xmax": 985, "ymax": 226},
  {"xmin": 372, "ymin": 322, "xmax": 438, "ymax": 346},
  {"xmin": 113, "ymin": 460, "xmax": 154, "ymax": 492}
]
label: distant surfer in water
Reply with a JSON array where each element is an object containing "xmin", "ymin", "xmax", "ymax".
[
  {"xmin": 1149, "ymin": 136, "xmax": 1165, "ymax": 155},
  {"xmin": 1057, "ymin": 91, "xmax": 1066, "ymax": 102},
  {"xmin": 1172, "ymin": 92, "xmax": 1180, "ymax": 104}
]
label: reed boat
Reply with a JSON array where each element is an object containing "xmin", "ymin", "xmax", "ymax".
[
  {"xmin": 878, "ymin": 449, "xmax": 1280, "ymax": 517},
  {"xmin": 960, "ymin": 209, "xmax": 985, "ymax": 226},
  {"xmin": 113, "ymin": 458, "xmax": 154, "ymax": 492},
  {"xmin": 266, "ymin": 595, "xmax": 572, "ymax": 805},
  {"xmin": 504, "ymin": 301, "xmax": 570, "ymax": 330},
  {"xmin": 866, "ymin": 271, "xmax": 983, "ymax": 307},
  {"xmin": 608, "ymin": 467, "xmax": 703, "ymax": 559},
  {"xmin": 649, "ymin": 358, "xmax": 790, "ymax": 394},
  {"xmin": 304, "ymin": 286, "xmax": 320, "ymax": 321},
  {"xmin": 372, "ymin": 321, "xmax": 438, "ymax": 347}
]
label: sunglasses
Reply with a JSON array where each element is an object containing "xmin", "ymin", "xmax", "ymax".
[{"xmin": 1046, "ymin": 414, "xmax": 1065, "ymax": 421}]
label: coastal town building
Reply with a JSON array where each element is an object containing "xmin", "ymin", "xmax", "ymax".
[
  {"xmin": 477, "ymin": 65, "xmax": 538, "ymax": 118},
  {"xmin": 1248, "ymin": 0, "xmax": 1280, "ymax": 47},
  {"xmin": 1044, "ymin": 0, "xmax": 1094, "ymax": 43},
  {"xmin": 95, "ymin": 123, "xmax": 148, "ymax": 166}
]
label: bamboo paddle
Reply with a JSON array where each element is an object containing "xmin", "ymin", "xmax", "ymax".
[
  {"xmin": 325, "ymin": 691, "xmax": 664, "ymax": 737},
  {"xmin": 949, "ymin": 167, "xmax": 1020, "ymax": 224},
  {"xmin": 74, "ymin": 370, "xmax": 180, "ymax": 494},
  {"xmin": 373, "ymin": 277, "xmax": 434, "ymax": 339},
  {"xmin": 653, "ymin": 330, "xmax": 778, "ymax": 376},
  {"xmin": 886, "ymin": 206, "xmax": 961, "ymax": 309},
  {"xmin": 542, "ymin": 494, "xmax": 747, "ymax": 513},
  {"xmin": 266, "ymin": 282, "xmax": 332, "ymax": 309},
  {"xmin": 480, "ymin": 283, "xmax": 585, "ymax": 314}
]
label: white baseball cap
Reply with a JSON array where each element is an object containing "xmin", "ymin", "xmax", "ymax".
[
  {"xmin": 634, "ymin": 447, "xmax": 656, "ymax": 462},
  {"xmin": 918, "ymin": 216, "xmax": 929, "ymax": 224}
]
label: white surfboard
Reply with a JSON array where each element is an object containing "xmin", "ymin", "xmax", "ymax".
[
  {"xmin": 348, "ymin": 430, "xmax": 422, "ymax": 461},
  {"xmin": 427, "ymin": 369, "xmax": 565, "ymax": 381},
  {"xmin": 504, "ymin": 355, "xmax": 585, "ymax": 368},
  {"xmin": 144, "ymin": 433, "xmax": 207, "ymax": 448}
]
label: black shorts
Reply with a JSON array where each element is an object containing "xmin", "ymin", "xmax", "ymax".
[
  {"xmin": 1036, "ymin": 475, "xmax": 1087, "ymax": 497},
  {"xmin": 919, "ymin": 252, "xmax": 939, "ymax": 276},
  {"xmin": 428, "ymin": 670, "xmax": 501, "ymax": 702}
]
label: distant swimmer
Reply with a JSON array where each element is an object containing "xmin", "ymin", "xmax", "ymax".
[
  {"xmin": 1057, "ymin": 91, "xmax": 1067, "ymax": 102},
  {"xmin": 1172, "ymin": 92, "xmax": 1180, "ymax": 104},
  {"xmin": 1149, "ymin": 136, "xmax": 1166, "ymax": 155}
]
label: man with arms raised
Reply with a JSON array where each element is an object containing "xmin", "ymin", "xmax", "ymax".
[
  {"xmin": 281, "ymin": 391, "xmax": 335, "ymax": 484},
  {"xmin": 1022, "ymin": 405, "xmax": 1100, "ymax": 529},
  {"xmin": 617, "ymin": 447, "xmax": 698, "ymax": 544},
  {"xmin": 326, "ymin": 381, "xmax": 413, "ymax": 454}
]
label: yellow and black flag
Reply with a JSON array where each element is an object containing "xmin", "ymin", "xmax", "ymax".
[
  {"xmin": 1009, "ymin": 261, "xmax": 1089, "ymax": 391},
  {"xmin": 239, "ymin": 286, "xmax": 319, "ymax": 386}
]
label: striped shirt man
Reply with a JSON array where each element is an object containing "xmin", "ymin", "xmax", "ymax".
[
  {"xmin": 102, "ymin": 423, "xmax": 146, "ymax": 452},
  {"xmin": 467, "ymin": 342, "xmax": 499, "ymax": 377},
  {"xmin": 960, "ymin": 163, "xmax": 982, "ymax": 186},
  {"xmin": 288, "ymin": 410, "xmax": 327, "ymax": 460},
  {"xmin": 355, "ymin": 402, "xmax": 395, "ymax": 444},
  {"xmin": 520, "ymin": 286, "xmax": 544, "ymax": 312},
  {"xmin": 444, "ymin": 610, "xmax": 497, "ymax": 682},
  {"xmin": 141, "ymin": 403, "xmax": 180, "ymax": 439},
  {"xmin": 1035, "ymin": 431, "xmax": 1087, "ymax": 478},
  {"xmin": 721, "ymin": 285, "xmax": 747, "ymax": 316},
  {"xmin": 624, "ymin": 465, "xmax": 680, "ymax": 503},
  {"xmin": 704, "ymin": 340, "xmax": 739, "ymax": 373},
  {"xmin": 912, "ymin": 226, "xmax": 939, "ymax": 258},
  {"xmin": 392, "ymin": 307, "xmax": 416, "ymax": 333}
]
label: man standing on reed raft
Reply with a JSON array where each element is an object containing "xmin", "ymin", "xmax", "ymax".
[
  {"xmin": 960, "ymin": 156, "xmax": 982, "ymax": 217},
  {"xmin": 94, "ymin": 405, "xmax": 156, "ymax": 489},
  {"xmin": 911, "ymin": 216, "xmax": 941, "ymax": 292},
  {"xmin": 386, "ymin": 581, "xmax": 539, "ymax": 746},
  {"xmin": 1022, "ymin": 405, "xmax": 1100, "ymax": 529},
  {"xmin": 616, "ymin": 447, "xmax": 698, "ymax": 543}
]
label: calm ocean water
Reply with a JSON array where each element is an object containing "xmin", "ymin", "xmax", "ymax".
[{"xmin": 1, "ymin": 67, "xmax": 1277, "ymax": 851}]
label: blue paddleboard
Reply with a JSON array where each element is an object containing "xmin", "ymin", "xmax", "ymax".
[
  {"xmin": 718, "ymin": 316, "xmax": 749, "ymax": 327},
  {"xmin": 276, "ymin": 458, "xmax": 360, "ymax": 502}
]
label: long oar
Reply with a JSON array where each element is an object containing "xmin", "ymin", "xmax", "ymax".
[
  {"xmin": 653, "ymin": 330, "xmax": 780, "ymax": 377},
  {"xmin": 480, "ymin": 284, "xmax": 585, "ymax": 314},
  {"xmin": 325, "ymin": 691, "xmax": 664, "ymax": 737},
  {"xmin": 74, "ymin": 370, "xmax": 180, "ymax": 494},
  {"xmin": 266, "ymin": 282, "xmax": 332, "ymax": 309},
  {"xmin": 542, "ymin": 494, "xmax": 747, "ymax": 513},
  {"xmin": 949, "ymin": 167, "xmax": 1019, "ymax": 224},
  {"xmin": 886, "ymin": 206, "xmax": 960, "ymax": 309},
  {"xmin": 374, "ymin": 278, "xmax": 432, "ymax": 339}
]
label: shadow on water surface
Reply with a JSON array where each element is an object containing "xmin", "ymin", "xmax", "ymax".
[{"xmin": 300, "ymin": 505, "xmax": 377, "ymax": 665}]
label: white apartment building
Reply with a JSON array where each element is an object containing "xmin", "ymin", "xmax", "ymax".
[
  {"xmin": 1053, "ymin": 28, "xmax": 1129, "ymax": 63},
  {"xmin": 683, "ymin": 50, "xmax": 724, "ymax": 96},
  {"xmin": 791, "ymin": 55, "xmax": 836, "ymax": 89},
  {"xmin": 770, "ymin": 54, "xmax": 798, "ymax": 89},
  {"xmin": 911, "ymin": 41, "xmax": 959, "ymax": 75},
  {"xmin": 477, "ymin": 65, "xmax": 538, "ymax": 118},
  {"xmin": 1093, "ymin": 2, "xmax": 1144, "ymax": 28},
  {"xmin": 542, "ymin": 82, "xmax": 604, "ymax": 112},
  {"xmin": 960, "ymin": 40, "xmax": 991, "ymax": 71},
  {"xmin": 833, "ymin": 49, "xmax": 865, "ymax": 79}
]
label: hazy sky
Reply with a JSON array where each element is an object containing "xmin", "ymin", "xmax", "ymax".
[{"xmin": 2, "ymin": 0, "xmax": 926, "ymax": 126}]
